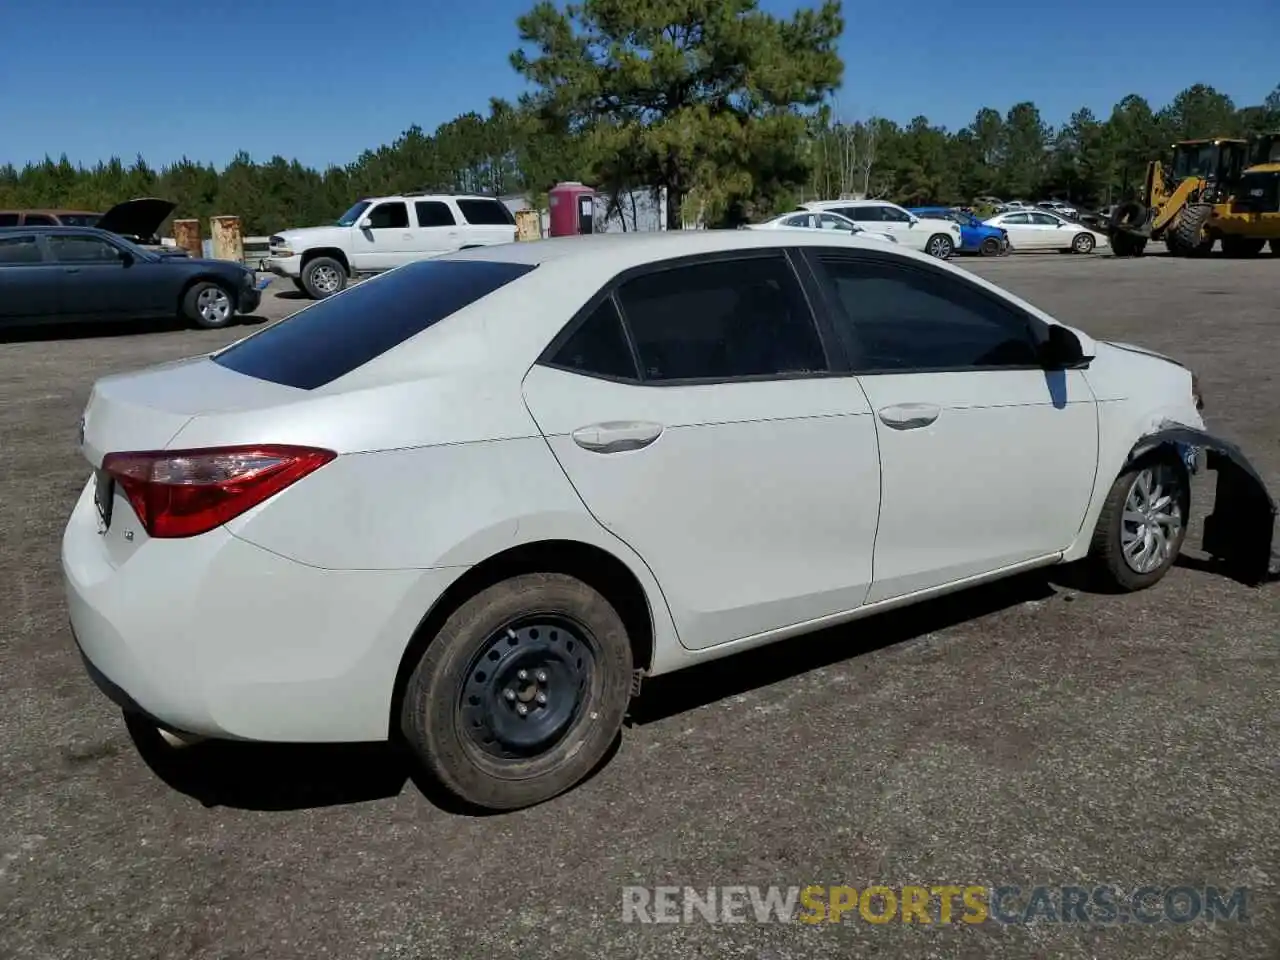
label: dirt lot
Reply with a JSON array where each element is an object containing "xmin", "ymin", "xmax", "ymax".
[{"xmin": 1, "ymin": 253, "xmax": 1277, "ymax": 960}]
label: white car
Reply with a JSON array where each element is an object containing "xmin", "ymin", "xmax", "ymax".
[
  {"xmin": 1038, "ymin": 200, "xmax": 1080, "ymax": 219},
  {"xmin": 800, "ymin": 200, "xmax": 963, "ymax": 259},
  {"xmin": 985, "ymin": 208, "xmax": 1108, "ymax": 253},
  {"xmin": 265, "ymin": 193, "xmax": 518, "ymax": 299},
  {"xmin": 746, "ymin": 209, "xmax": 897, "ymax": 244},
  {"xmin": 64, "ymin": 230, "xmax": 1275, "ymax": 812}
]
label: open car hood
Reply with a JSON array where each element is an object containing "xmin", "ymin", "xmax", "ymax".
[{"xmin": 95, "ymin": 197, "xmax": 176, "ymax": 239}]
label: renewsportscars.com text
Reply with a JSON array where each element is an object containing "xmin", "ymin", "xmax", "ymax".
[{"xmin": 621, "ymin": 884, "xmax": 1249, "ymax": 925}]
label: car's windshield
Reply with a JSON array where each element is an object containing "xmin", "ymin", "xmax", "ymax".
[{"xmin": 335, "ymin": 200, "xmax": 372, "ymax": 227}]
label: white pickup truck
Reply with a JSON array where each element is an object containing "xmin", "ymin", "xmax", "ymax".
[{"xmin": 266, "ymin": 193, "xmax": 519, "ymax": 298}]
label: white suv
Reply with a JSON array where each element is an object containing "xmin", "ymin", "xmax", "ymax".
[
  {"xmin": 801, "ymin": 200, "xmax": 963, "ymax": 258},
  {"xmin": 266, "ymin": 193, "xmax": 518, "ymax": 299}
]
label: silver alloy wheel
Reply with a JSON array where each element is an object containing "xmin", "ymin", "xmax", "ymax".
[
  {"xmin": 311, "ymin": 264, "xmax": 342, "ymax": 293},
  {"xmin": 1120, "ymin": 464, "xmax": 1183, "ymax": 574},
  {"xmin": 1074, "ymin": 232, "xmax": 1095, "ymax": 253},
  {"xmin": 196, "ymin": 286, "xmax": 231, "ymax": 325},
  {"xmin": 928, "ymin": 236, "xmax": 951, "ymax": 258}
]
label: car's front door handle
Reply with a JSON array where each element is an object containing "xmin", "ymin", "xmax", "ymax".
[
  {"xmin": 877, "ymin": 403, "xmax": 941, "ymax": 430},
  {"xmin": 64, "ymin": 267, "xmax": 81, "ymax": 274},
  {"xmin": 571, "ymin": 421, "xmax": 664, "ymax": 453}
]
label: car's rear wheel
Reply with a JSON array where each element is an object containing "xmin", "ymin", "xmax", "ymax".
[
  {"xmin": 979, "ymin": 236, "xmax": 1001, "ymax": 256},
  {"xmin": 400, "ymin": 573, "xmax": 633, "ymax": 811},
  {"xmin": 1072, "ymin": 232, "xmax": 1096, "ymax": 254},
  {"xmin": 926, "ymin": 234, "xmax": 954, "ymax": 259},
  {"xmin": 182, "ymin": 281, "xmax": 235, "ymax": 329},
  {"xmin": 1086, "ymin": 453, "xmax": 1189, "ymax": 592},
  {"xmin": 301, "ymin": 256, "xmax": 347, "ymax": 299}
]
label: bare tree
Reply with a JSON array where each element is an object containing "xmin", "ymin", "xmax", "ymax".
[{"xmin": 857, "ymin": 117, "xmax": 879, "ymax": 197}]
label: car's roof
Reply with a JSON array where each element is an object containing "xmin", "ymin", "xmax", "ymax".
[
  {"xmin": 0, "ymin": 225, "xmax": 118, "ymax": 236},
  {"xmin": 365, "ymin": 193, "xmax": 504, "ymax": 203},
  {"xmin": 0, "ymin": 208, "xmax": 100, "ymax": 216},
  {"xmin": 804, "ymin": 199, "xmax": 895, "ymax": 207},
  {"xmin": 440, "ymin": 228, "xmax": 907, "ymax": 272}
]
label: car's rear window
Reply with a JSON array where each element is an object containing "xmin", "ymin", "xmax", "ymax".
[{"xmin": 213, "ymin": 259, "xmax": 535, "ymax": 390}]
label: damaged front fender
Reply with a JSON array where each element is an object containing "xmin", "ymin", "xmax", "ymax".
[{"xmin": 1127, "ymin": 423, "xmax": 1279, "ymax": 584}]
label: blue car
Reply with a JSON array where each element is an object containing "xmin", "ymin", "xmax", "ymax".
[{"xmin": 908, "ymin": 207, "xmax": 1009, "ymax": 256}]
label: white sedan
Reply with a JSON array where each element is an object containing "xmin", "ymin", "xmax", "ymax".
[
  {"xmin": 985, "ymin": 208, "xmax": 1108, "ymax": 253},
  {"xmin": 746, "ymin": 209, "xmax": 897, "ymax": 245},
  {"xmin": 64, "ymin": 230, "xmax": 1275, "ymax": 811}
]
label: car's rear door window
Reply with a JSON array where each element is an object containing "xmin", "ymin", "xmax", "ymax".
[
  {"xmin": 613, "ymin": 254, "xmax": 829, "ymax": 382},
  {"xmin": 415, "ymin": 201, "xmax": 456, "ymax": 227},
  {"xmin": 23, "ymin": 214, "xmax": 57, "ymax": 226},
  {"xmin": 213, "ymin": 259, "xmax": 535, "ymax": 390}
]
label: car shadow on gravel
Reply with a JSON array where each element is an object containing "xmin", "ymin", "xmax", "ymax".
[
  {"xmin": 129, "ymin": 571, "xmax": 1058, "ymax": 816},
  {"xmin": 628, "ymin": 571, "xmax": 1057, "ymax": 726}
]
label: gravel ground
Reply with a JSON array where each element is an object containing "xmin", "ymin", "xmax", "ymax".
[{"xmin": 1, "ymin": 252, "xmax": 1277, "ymax": 960}]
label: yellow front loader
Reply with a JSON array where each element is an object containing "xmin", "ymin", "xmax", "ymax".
[{"xmin": 1109, "ymin": 134, "xmax": 1280, "ymax": 257}]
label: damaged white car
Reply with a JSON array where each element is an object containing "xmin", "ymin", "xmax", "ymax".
[{"xmin": 63, "ymin": 231, "xmax": 1277, "ymax": 811}]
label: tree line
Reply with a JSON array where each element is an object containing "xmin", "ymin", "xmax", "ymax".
[{"xmin": 2, "ymin": 0, "xmax": 1278, "ymax": 234}]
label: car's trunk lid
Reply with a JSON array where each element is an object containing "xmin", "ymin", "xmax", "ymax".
[
  {"xmin": 79, "ymin": 356, "xmax": 305, "ymax": 467},
  {"xmin": 94, "ymin": 197, "xmax": 177, "ymax": 241}
]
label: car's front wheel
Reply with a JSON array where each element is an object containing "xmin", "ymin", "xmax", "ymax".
[
  {"xmin": 1087, "ymin": 453, "xmax": 1189, "ymax": 591},
  {"xmin": 979, "ymin": 236, "xmax": 1001, "ymax": 256},
  {"xmin": 182, "ymin": 281, "xmax": 236, "ymax": 329},
  {"xmin": 926, "ymin": 234, "xmax": 954, "ymax": 259},
  {"xmin": 400, "ymin": 573, "xmax": 633, "ymax": 811},
  {"xmin": 1072, "ymin": 232, "xmax": 1096, "ymax": 254},
  {"xmin": 301, "ymin": 256, "xmax": 348, "ymax": 299}
]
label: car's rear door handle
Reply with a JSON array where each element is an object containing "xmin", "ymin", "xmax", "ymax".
[
  {"xmin": 877, "ymin": 403, "xmax": 941, "ymax": 430},
  {"xmin": 571, "ymin": 421, "xmax": 664, "ymax": 453},
  {"xmin": 64, "ymin": 267, "xmax": 81, "ymax": 274}
]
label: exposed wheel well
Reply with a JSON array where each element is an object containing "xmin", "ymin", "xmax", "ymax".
[
  {"xmin": 389, "ymin": 539, "xmax": 655, "ymax": 729},
  {"xmin": 300, "ymin": 247, "xmax": 350, "ymax": 273}
]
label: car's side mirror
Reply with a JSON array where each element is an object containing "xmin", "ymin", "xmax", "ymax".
[
  {"xmin": 359, "ymin": 217, "xmax": 374, "ymax": 230},
  {"xmin": 1056, "ymin": 222, "xmax": 1064, "ymax": 228},
  {"xmin": 119, "ymin": 252, "xmax": 135, "ymax": 267},
  {"xmin": 1040, "ymin": 324, "xmax": 1089, "ymax": 368}
]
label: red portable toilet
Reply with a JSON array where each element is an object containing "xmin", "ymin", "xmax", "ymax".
[{"xmin": 548, "ymin": 182, "xmax": 596, "ymax": 237}]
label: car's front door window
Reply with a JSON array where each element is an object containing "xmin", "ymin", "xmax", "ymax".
[
  {"xmin": 48, "ymin": 235, "xmax": 125, "ymax": 263},
  {"xmin": 815, "ymin": 255, "xmax": 1039, "ymax": 371},
  {"xmin": 365, "ymin": 202, "xmax": 409, "ymax": 229}
]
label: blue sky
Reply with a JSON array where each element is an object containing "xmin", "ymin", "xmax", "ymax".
[{"xmin": 1, "ymin": 0, "xmax": 1277, "ymax": 172}]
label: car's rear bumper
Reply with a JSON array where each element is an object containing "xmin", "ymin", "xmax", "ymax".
[{"xmin": 61, "ymin": 476, "xmax": 462, "ymax": 742}]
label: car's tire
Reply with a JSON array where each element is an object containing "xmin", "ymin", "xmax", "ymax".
[
  {"xmin": 1071, "ymin": 232, "xmax": 1096, "ymax": 254},
  {"xmin": 181, "ymin": 281, "xmax": 236, "ymax": 329},
  {"xmin": 300, "ymin": 256, "xmax": 348, "ymax": 299},
  {"xmin": 1220, "ymin": 236, "xmax": 1266, "ymax": 258},
  {"xmin": 1269, "ymin": 239, "xmax": 1280, "ymax": 256},
  {"xmin": 1086, "ymin": 452, "xmax": 1190, "ymax": 592},
  {"xmin": 979, "ymin": 236, "xmax": 1001, "ymax": 257},
  {"xmin": 400, "ymin": 573, "xmax": 634, "ymax": 811},
  {"xmin": 925, "ymin": 234, "xmax": 954, "ymax": 259},
  {"xmin": 292, "ymin": 278, "xmax": 307, "ymax": 293}
]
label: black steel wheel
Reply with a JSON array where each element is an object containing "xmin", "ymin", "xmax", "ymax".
[{"xmin": 400, "ymin": 573, "xmax": 633, "ymax": 811}]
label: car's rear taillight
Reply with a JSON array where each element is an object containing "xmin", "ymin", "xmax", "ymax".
[{"xmin": 102, "ymin": 444, "xmax": 336, "ymax": 539}]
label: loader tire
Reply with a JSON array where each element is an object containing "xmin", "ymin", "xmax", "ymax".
[{"xmin": 1169, "ymin": 203, "xmax": 1214, "ymax": 257}]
